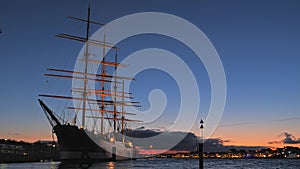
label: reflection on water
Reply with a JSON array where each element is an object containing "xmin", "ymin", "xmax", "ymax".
[
  {"xmin": 0, "ymin": 161, "xmax": 59, "ymax": 169},
  {"xmin": 1, "ymin": 158, "xmax": 300, "ymax": 169},
  {"xmin": 58, "ymin": 161, "xmax": 118, "ymax": 169},
  {"xmin": 107, "ymin": 162, "xmax": 115, "ymax": 169},
  {"xmin": 56, "ymin": 158, "xmax": 300, "ymax": 169},
  {"xmin": 58, "ymin": 161, "xmax": 134, "ymax": 169}
]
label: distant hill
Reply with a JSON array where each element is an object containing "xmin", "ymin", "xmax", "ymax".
[
  {"xmin": 123, "ymin": 129, "xmax": 265, "ymax": 152},
  {"xmin": 124, "ymin": 129, "xmax": 198, "ymax": 151}
]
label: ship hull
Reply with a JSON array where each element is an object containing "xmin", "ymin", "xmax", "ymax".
[{"xmin": 53, "ymin": 125, "xmax": 135, "ymax": 162}]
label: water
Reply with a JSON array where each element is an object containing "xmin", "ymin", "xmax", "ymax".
[{"xmin": 0, "ymin": 158, "xmax": 299, "ymax": 169}]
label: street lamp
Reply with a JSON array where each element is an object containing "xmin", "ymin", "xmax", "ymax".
[
  {"xmin": 199, "ymin": 119, "xmax": 204, "ymax": 169},
  {"xmin": 149, "ymin": 145, "xmax": 153, "ymax": 157}
]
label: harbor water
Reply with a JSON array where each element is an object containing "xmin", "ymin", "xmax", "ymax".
[{"xmin": 0, "ymin": 158, "xmax": 299, "ymax": 169}]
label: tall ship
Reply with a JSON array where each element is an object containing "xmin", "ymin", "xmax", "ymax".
[{"xmin": 38, "ymin": 6, "xmax": 142, "ymax": 162}]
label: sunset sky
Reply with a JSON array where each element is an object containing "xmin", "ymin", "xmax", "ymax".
[{"xmin": 0, "ymin": 0, "xmax": 300, "ymax": 148}]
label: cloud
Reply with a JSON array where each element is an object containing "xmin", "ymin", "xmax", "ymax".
[
  {"xmin": 281, "ymin": 132, "xmax": 300, "ymax": 144},
  {"xmin": 222, "ymin": 139, "xmax": 231, "ymax": 143},
  {"xmin": 7, "ymin": 132, "xmax": 20, "ymax": 136},
  {"xmin": 219, "ymin": 121, "xmax": 257, "ymax": 127},
  {"xmin": 267, "ymin": 140, "xmax": 282, "ymax": 144},
  {"xmin": 204, "ymin": 138, "xmax": 264, "ymax": 152},
  {"xmin": 268, "ymin": 132, "xmax": 300, "ymax": 144}
]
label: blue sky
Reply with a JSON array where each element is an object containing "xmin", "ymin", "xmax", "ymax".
[{"xmin": 0, "ymin": 0, "xmax": 299, "ymax": 146}]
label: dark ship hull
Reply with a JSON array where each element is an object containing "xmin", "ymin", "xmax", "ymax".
[
  {"xmin": 39, "ymin": 99, "xmax": 135, "ymax": 162},
  {"xmin": 54, "ymin": 125, "xmax": 109, "ymax": 162}
]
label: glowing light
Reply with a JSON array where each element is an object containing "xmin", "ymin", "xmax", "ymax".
[
  {"xmin": 107, "ymin": 162, "xmax": 115, "ymax": 169},
  {"xmin": 109, "ymin": 137, "xmax": 114, "ymax": 143}
]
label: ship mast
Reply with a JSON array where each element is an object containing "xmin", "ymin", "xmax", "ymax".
[
  {"xmin": 101, "ymin": 29, "xmax": 106, "ymax": 134},
  {"xmin": 121, "ymin": 80, "xmax": 125, "ymax": 143},
  {"xmin": 81, "ymin": 4, "xmax": 91, "ymax": 129},
  {"xmin": 39, "ymin": 5, "xmax": 143, "ymax": 134},
  {"xmin": 113, "ymin": 51, "xmax": 118, "ymax": 132},
  {"xmin": 121, "ymin": 80, "xmax": 125, "ymax": 133}
]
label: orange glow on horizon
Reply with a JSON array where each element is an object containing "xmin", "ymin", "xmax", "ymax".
[
  {"xmin": 2, "ymin": 123, "xmax": 300, "ymax": 149},
  {"xmin": 0, "ymin": 133, "xmax": 54, "ymax": 143},
  {"xmin": 191, "ymin": 124, "xmax": 300, "ymax": 149}
]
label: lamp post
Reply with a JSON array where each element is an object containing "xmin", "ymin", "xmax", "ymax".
[
  {"xmin": 199, "ymin": 119, "xmax": 204, "ymax": 169},
  {"xmin": 149, "ymin": 145, "xmax": 153, "ymax": 157}
]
